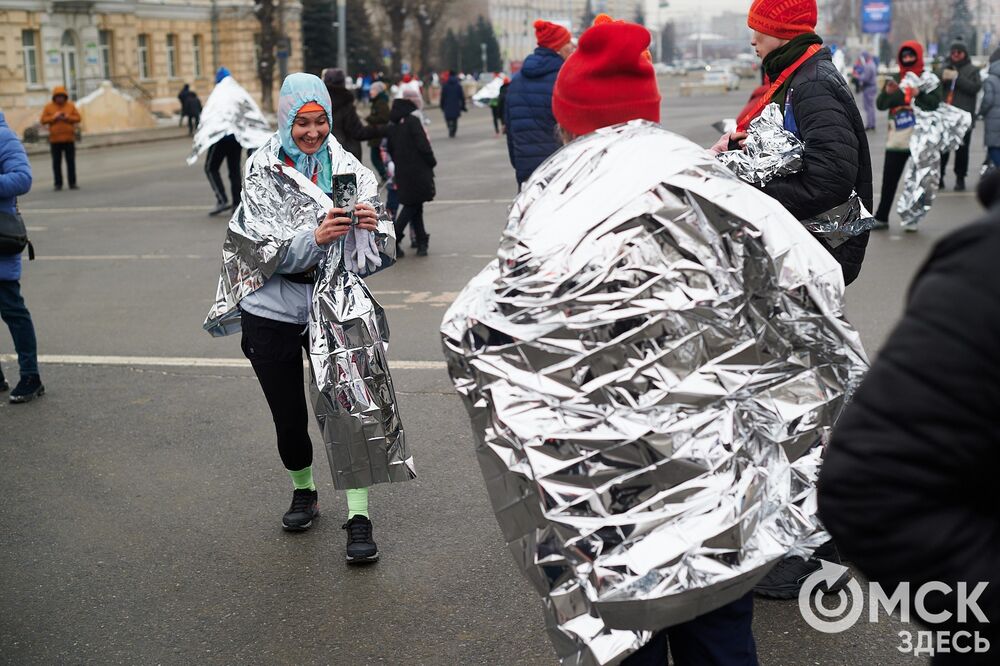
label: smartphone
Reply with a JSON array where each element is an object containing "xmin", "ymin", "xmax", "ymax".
[{"xmin": 332, "ymin": 173, "xmax": 358, "ymax": 225}]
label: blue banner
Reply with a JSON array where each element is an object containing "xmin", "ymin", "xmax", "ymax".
[{"xmin": 861, "ymin": 0, "xmax": 891, "ymax": 34}]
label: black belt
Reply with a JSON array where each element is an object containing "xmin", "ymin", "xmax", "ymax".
[{"xmin": 281, "ymin": 269, "xmax": 316, "ymax": 284}]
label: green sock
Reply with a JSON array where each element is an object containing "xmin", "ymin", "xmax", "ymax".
[
  {"xmin": 346, "ymin": 488, "xmax": 369, "ymax": 519},
  {"xmin": 288, "ymin": 466, "xmax": 316, "ymax": 491}
]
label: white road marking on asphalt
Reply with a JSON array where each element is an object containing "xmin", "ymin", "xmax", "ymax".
[
  {"xmin": 25, "ymin": 226, "xmax": 47, "ymax": 231},
  {"xmin": 21, "ymin": 199, "xmax": 511, "ymax": 215},
  {"xmin": 0, "ymin": 353, "xmax": 446, "ymax": 370}
]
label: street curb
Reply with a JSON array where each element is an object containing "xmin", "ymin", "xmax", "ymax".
[{"xmin": 24, "ymin": 126, "xmax": 190, "ymax": 156}]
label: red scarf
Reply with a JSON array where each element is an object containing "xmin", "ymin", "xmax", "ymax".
[{"xmin": 736, "ymin": 44, "xmax": 822, "ymax": 132}]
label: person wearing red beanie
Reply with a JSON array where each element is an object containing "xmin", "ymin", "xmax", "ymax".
[
  {"xmin": 552, "ymin": 19, "xmax": 660, "ymax": 138},
  {"xmin": 709, "ymin": 0, "xmax": 874, "ymax": 605},
  {"xmin": 503, "ymin": 20, "xmax": 576, "ymax": 186}
]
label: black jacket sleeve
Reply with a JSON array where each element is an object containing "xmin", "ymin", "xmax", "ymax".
[
  {"xmin": 761, "ymin": 79, "xmax": 860, "ymax": 220},
  {"xmin": 819, "ymin": 212, "xmax": 1000, "ymax": 637},
  {"xmin": 409, "ymin": 117, "xmax": 436, "ymax": 169},
  {"xmin": 344, "ymin": 105, "xmax": 383, "ymax": 142}
]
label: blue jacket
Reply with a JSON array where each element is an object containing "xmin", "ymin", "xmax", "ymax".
[
  {"xmin": 440, "ymin": 78, "xmax": 466, "ymax": 120},
  {"xmin": 0, "ymin": 112, "xmax": 33, "ymax": 281},
  {"xmin": 503, "ymin": 47, "xmax": 564, "ymax": 185}
]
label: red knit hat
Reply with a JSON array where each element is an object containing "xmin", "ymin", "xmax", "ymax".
[
  {"xmin": 535, "ymin": 20, "xmax": 572, "ymax": 51},
  {"xmin": 747, "ymin": 0, "xmax": 817, "ymax": 39},
  {"xmin": 552, "ymin": 21, "xmax": 660, "ymax": 136}
]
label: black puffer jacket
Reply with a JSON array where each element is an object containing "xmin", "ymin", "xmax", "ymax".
[
  {"xmin": 819, "ymin": 209, "xmax": 1000, "ymax": 662},
  {"xmin": 385, "ymin": 99, "xmax": 436, "ymax": 206},
  {"xmin": 326, "ymin": 84, "xmax": 383, "ymax": 160},
  {"xmin": 762, "ymin": 48, "xmax": 873, "ymax": 285}
]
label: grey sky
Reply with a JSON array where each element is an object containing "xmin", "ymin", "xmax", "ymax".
[{"xmin": 646, "ymin": 0, "xmax": 750, "ymax": 23}]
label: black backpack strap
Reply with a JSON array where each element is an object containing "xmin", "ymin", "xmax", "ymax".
[{"xmin": 26, "ymin": 239, "xmax": 35, "ymax": 261}]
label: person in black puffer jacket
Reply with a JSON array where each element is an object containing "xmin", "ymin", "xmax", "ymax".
[
  {"xmin": 322, "ymin": 68, "xmax": 383, "ymax": 161},
  {"xmin": 708, "ymin": 0, "xmax": 872, "ymax": 603},
  {"xmin": 385, "ymin": 93, "xmax": 436, "ymax": 257},
  {"xmin": 716, "ymin": 0, "xmax": 873, "ymax": 288},
  {"xmin": 818, "ymin": 202, "xmax": 1000, "ymax": 665},
  {"xmin": 940, "ymin": 39, "xmax": 983, "ymax": 191}
]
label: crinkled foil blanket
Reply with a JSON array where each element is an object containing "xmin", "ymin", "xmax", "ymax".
[
  {"xmin": 186, "ymin": 76, "xmax": 274, "ymax": 164},
  {"xmin": 205, "ymin": 133, "xmax": 416, "ymax": 489},
  {"xmin": 896, "ymin": 72, "xmax": 973, "ymax": 227},
  {"xmin": 441, "ymin": 121, "xmax": 867, "ymax": 665},
  {"xmin": 718, "ymin": 103, "xmax": 876, "ymax": 246}
]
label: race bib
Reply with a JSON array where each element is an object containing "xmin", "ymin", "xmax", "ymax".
[{"xmin": 893, "ymin": 109, "xmax": 915, "ymax": 131}]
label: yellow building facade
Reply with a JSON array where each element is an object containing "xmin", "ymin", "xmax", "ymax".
[{"xmin": 0, "ymin": 0, "xmax": 302, "ymax": 137}]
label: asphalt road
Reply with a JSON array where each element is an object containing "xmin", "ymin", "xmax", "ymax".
[{"xmin": 1, "ymin": 85, "xmax": 989, "ymax": 665}]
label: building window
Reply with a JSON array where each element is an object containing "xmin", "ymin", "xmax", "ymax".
[
  {"xmin": 166, "ymin": 33, "xmax": 178, "ymax": 78},
  {"xmin": 192, "ymin": 34, "xmax": 203, "ymax": 78},
  {"xmin": 99, "ymin": 30, "xmax": 113, "ymax": 79},
  {"xmin": 137, "ymin": 33, "xmax": 151, "ymax": 79},
  {"xmin": 22, "ymin": 30, "xmax": 39, "ymax": 85}
]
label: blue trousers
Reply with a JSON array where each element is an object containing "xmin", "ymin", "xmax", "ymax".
[
  {"xmin": 0, "ymin": 280, "xmax": 39, "ymax": 377},
  {"xmin": 622, "ymin": 592, "xmax": 758, "ymax": 665}
]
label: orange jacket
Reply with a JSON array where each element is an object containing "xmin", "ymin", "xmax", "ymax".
[{"xmin": 40, "ymin": 86, "xmax": 81, "ymax": 144}]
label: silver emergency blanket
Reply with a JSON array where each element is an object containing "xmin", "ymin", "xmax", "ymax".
[
  {"xmin": 895, "ymin": 72, "xmax": 973, "ymax": 227},
  {"xmin": 204, "ymin": 133, "xmax": 415, "ymax": 489},
  {"xmin": 472, "ymin": 76, "xmax": 505, "ymax": 107},
  {"xmin": 717, "ymin": 103, "xmax": 802, "ymax": 186},
  {"xmin": 441, "ymin": 121, "xmax": 867, "ymax": 665},
  {"xmin": 719, "ymin": 103, "xmax": 876, "ymax": 245},
  {"xmin": 186, "ymin": 76, "xmax": 273, "ymax": 165}
]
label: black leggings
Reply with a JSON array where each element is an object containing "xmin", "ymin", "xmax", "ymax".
[
  {"xmin": 50, "ymin": 142, "xmax": 76, "ymax": 188},
  {"xmin": 941, "ymin": 127, "xmax": 973, "ymax": 178},
  {"xmin": 874, "ymin": 150, "xmax": 910, "ymax": 221},
  {"xmin": 206, "ymin": 134, "xmax": 242, "ymax": 206},
  {"xmin": 240, "ymin": 310, "xmax": 313, "ymax": 471}
]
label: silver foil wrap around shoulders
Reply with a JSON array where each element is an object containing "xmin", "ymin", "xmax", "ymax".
[
  {"xmin": 187, "ymin": 76, "xmax": 273, "ymax": 164},
  {"xmin": 895, "ymin": 72, "xmax": 973, "ymax": 227},
  {"xmin": 441, "ymin": 121, "xmax": 868, "ymax": 665},
  {"xmin": 718, "ymin": 103, "xmax": 876, "ymax": 246},
  {"xmin": 205, "ymin": 133, "xmax": 415, "ymax": 490}
]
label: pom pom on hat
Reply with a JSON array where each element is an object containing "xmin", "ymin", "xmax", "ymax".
[
  {"xmin": 534, "ymin": 19, "xmax": 572, "ymax": 51},
  {"xmin": 552, "ymin": 20, "xmax": 660, "ymax": 137}
]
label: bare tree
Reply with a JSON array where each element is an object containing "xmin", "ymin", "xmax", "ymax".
[
  {"xmin": 378, "ymin": 0, "xmax": 408, "ymax": 77},
  {"xmin": 414, "ymin": 0, "xmax": 451, "ymax": 77},
  {"xmin": 255, "ymin": 0, "xmax": 277, "ymax": 111},
  {"xmin": 891, "ymin": 0, "xmax": 950, "ymax": 55}
]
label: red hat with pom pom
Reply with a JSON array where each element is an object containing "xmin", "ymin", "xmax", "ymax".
[
  {"xmin": 534, "ymin": 19, "xmax": 572, "ymax": 51},
  {"xmin": 552, "ymin": 19, "xmax": 660, "ymax": 136}
]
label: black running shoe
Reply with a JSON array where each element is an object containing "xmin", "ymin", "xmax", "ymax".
[
  {"xmin": 955, "ymin": 177, "xmax": 966, "ymax": 192},
  {"xmin": 871, "ymin": 219, "xmax": 889, "ymax": 231},
  {"xmin": 755, "ymin": 542, "xmax": 850, "ymax": 599},
  {"xmin": 208, "ymin": 201, "xmax": 230, "ymax": 217},
  {"xmin": 342, "ymin": 515, "xmax": 379, "ymax": 563},
  {"xmin": 0, "ymin": 366, "xmax": 8, "ymax": 392},
  {"xmin": 282, "ymin": 489, "xmax": 319, "ymax": 531},
  {"xmin": 9, "ymin": 374, "xmax": 44, "ymax": 404}
]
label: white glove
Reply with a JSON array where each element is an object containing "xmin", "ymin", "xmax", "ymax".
[{"xmin": 342, "ymin": 225, "xmax": 382, "ymax": 275}]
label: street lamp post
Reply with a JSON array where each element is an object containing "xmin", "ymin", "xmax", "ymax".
[{"xmin": 336, "ymin": 0, "xmax": 347, "ymax": 72}]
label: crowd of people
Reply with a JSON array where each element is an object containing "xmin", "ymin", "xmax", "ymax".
[{"xmin": 2, "ymin": 0, "xmax": 999, "ymax": 663}]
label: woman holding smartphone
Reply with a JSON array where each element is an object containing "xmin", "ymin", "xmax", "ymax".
[{"xmin": 204, "ymin": 73, "xmax": 414, "ymax": 563}]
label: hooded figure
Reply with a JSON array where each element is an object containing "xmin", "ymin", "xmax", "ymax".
[
  {"xmin": 205, "ymin": 72, "xmax": 413, "ymax": 563},
  {"xmin": 872, "ymin": 41, "xmax": 942, "ymax": 225},
  {"xmin": 940, "ymin": 39, "xmax": 983, "ymax": 190},
  {"xmin": 39, "ymin": 85, "xmax": 81, "ymax": 190},
  {"xmin": 442, "ymin": 19, "xmax": 866, "ymax": 665},
  {"xmin": 366, "ymin": 80, "xmax": 391, "ymax": 180},
  {"xmin": 385, "ymin": 90, "xmax": 436, "ymax": 256},
  {"xmin": 503, "ymin": 20, "xmax": 575, "ymax": 185}
]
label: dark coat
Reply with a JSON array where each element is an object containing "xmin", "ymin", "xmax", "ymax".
[
  {"xmin": 366, "ymin": 92, "xmax": 390, "ymax": 148},
  {"xmin": 386, "ymin": 99, "xmax": 436, "ymax": 205},
  {"xmin": 503, "ymin": 47, "xmax": 564, "ymax": 185},
  {"xmin": 761, "ymin": 48, "xmax": 873, "ymax": 285},
  {"xmin": 819, "ymin": 210, "xmax": 1000, "ymax": 657},
  {"xmin": 943, "ymin": 51, "xmax": 983, "ymax": 115},
  {"xmin": 326, "ymin": 84, "xmax": 382, "ymax": 160},
  {"xmin": 439, "ymin": 78, "xmax": 466, "ymax": 120},
  {"xmin": 183, "ymin": 92, "xmax": 202, "ymax": 119}
]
